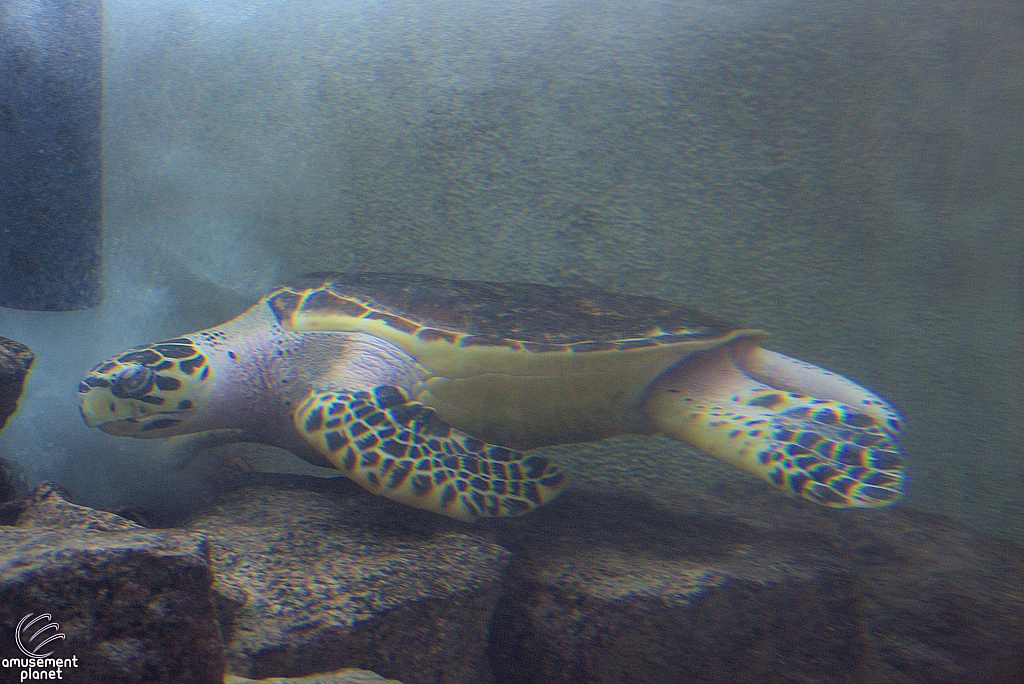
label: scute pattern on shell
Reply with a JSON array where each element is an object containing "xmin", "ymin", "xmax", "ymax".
[{"xmin": 274, "ymin": 272, "xmax": 737, "ymax": 346}]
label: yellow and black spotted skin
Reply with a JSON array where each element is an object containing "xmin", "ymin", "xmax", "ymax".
[
  {"xmin": 747, "ymin": 391, "xmax": 902, "ymax": 507},
  {"xmin": 80, "ymin": 272, "xmax": 907, "ymax": 520},
  {"xmin": 79, "ymin": 338, "xmax": 212, "ymax": 437},
  {"xmin": 296, "ymin": 386, "xmax": 565, "ymax": 521},
  {"xmin": 676, "ymin": 388, "xmax": 903, "ymax": 508}
]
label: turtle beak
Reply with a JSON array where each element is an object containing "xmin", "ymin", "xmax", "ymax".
[
  {"xmin": 78, "ymin": 391, "xmax": 141, "ymax": 434},
  {"xmin": 78, "ymin": 375, "xmax": 189, "ymax": 437},
  {"xmin": 79, "ymin": 391, "xmax": 112, "ymax": 429},
  {"xmin": 95, "ymin": 418, "xmax": 142, "ymax": 437}
]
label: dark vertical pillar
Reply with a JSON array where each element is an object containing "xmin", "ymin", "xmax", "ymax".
[{"xmin": 0, "ymin": 0, "xmax": 102, "ymax": 310}]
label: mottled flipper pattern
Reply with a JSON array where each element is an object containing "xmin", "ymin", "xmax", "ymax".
[
  {"xmin": 676, "ymin": 388, "xmax": 905, "ymax": 507},
  {"xmin": 743, "ymin": 346, "xmax": 905, "ymax": 436},
  {"xmin": 294, "ymin": 386, "xmax": 567, "ymax": 521}
]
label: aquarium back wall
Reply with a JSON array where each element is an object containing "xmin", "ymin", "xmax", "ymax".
[{"xmin": 7, "ymin": 0, "xmax": 1024, "ymax": 539}]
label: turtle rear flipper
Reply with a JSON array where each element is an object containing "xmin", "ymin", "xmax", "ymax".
[
  {"xmin": 294, "ymin": 386, "xmax": 567, "ymax": 521},
  {"xmin": 645, "ymin": 347, "xmax": 905, "ymax": 508},
  {"xmin": 738, "ymin": 343, "xmax": 904, "ymax": 436}
]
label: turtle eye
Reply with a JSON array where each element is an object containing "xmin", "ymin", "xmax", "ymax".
[{"xmin": 111, "ymin": 365, "xmax": 155, "ymax": 399}]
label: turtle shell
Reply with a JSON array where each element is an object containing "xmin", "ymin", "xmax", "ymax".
[
  {"xmin": 269, "ymin": 272, "xmax": 742, "ymax": 348},
  {"xmin": 265, "ymin": 273, "xmax": 763, "ymax": 448}
]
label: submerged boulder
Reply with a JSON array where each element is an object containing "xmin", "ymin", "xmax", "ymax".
[
  {"xmin": 0, "ymin": 336, "xmax": 33, "ymax": 509},
  {"xmin": 225, "ymin": 668, "xmax": 404, "ymax": 683},
  {"xmin": 0, "ymin": 336, "xmax": 33, "ymax": 434},
  {"xmin": 0, "ymin": 485, "xmax": 224, "ymax": 684},
  {"xmin": 1, "ymin": 465, "xmax": 1022, "ymax": 684},
  {"xmin": 0, "ymin": 456, "xmax": 28, "ymax": 507},
  {"xmin": 185, "ymin": 476, "xmax": 510, "ymax": 684},
  {"xmin": 486, "ymin": 484, "xmax": 1024, "ymax": 684}
]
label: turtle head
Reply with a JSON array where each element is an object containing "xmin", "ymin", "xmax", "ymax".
[{"xmin": 79, "ymin": 337, "xmax": 214, "ymax": 438}]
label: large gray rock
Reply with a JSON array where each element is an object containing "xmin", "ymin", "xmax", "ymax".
[
  {"xmin": 3, "ymin": 469, "xmax": 1023, "ymax": 684},
  {"xmin": 0, "ymin": 336, "xmax": 33, "ymax": 434},
  {"xmin": 187, "ymin": 476, "xmax": 510, "ymax": 684},
  {"xmin": 0, "ymin": 456, "xmax": 28, "ymax": 506},
  {"xmin": 0, "ymin": 478, "xmax": 504, "ymax": 684},
  {"xmin": 487, "ymin": 487, "xmax": 1024, "ymax": 684},
  {"xmin": 0, "ymin": 485, "xmax": 224, "ymax": 684},
  {"xmin": 226, "ymin": 668, "xmax": 404, "ymax": 684},
  {"xmin": 0, "ymin": 337, "xmax": 33, "ymax": 507}
]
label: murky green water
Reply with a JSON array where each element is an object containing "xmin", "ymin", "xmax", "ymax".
[{"xmin": 1, "ymin": 0, "xmax": 1022, "ymax": 544}]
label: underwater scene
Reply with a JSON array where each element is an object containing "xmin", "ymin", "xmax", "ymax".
[{"xmin": 1, "ymin": 0, "xmax": 1022, "ymax": 682}]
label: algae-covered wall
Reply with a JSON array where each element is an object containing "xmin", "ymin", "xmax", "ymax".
[{"xmin": 4, "ymin": 0, "xmax": 1022, "ymax": 539}]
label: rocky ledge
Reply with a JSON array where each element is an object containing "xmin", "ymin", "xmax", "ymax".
[
  {"xmin": 0, "ymin": 472, "xmax": 1022, "ymax": 684},
  {"xmin": 0, "ymin": 336, "xmax": 33, "ymax": 435}
]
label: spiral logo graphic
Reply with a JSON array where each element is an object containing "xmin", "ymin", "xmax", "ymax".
[{"xmin": 15, "ymin": 613, "xmax": 65, "ymax": 657}]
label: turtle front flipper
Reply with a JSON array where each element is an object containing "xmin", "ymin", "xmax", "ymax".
[
  {"xmin": 294, "ymin": 386, "xmax": 567, "ymax": 521},
  {"xmin": 645, "ymin": 346, "xmax": 905, "ymax": 508}
]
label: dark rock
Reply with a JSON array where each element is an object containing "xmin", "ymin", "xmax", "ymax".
[
  {"xmin": 226, "ymin": 667, "xmax": 405, "ymax": 683},
  {"xmin": 0, "ymin": 498, "xmax": 26, "ymax": 525},
  {"xmin": 0, "ymin": 485, "xmax": 225, "ymax": 684},
  {"xmin": 486, "ymin": 488, "xmax": 1024, "ymax": 684},
  {"xmin": 15, "ymin": 483, "xmax": 143, "ymax": 531},
  {"xmin": 186, "ymin": 476, "xmax": 511, "ymax": 684},
  {"xmin": 0, "ymin": 336, "xmax": 34, "ymax": 433},
  {"xmin": 111, "ymin": 506, "xmax": 162, "ymax": 528},
  {"xmin": 3, "ymin": 468, "xmax": 1021, "ymax": 684},
  {"xmin": 0, "ymin": 456, "xmax": 28, "ymax": 504}
]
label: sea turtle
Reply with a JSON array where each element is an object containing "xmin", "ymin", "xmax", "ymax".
[{"xmin": 79, "ymin": 273, "xmax": 905, "ymax": 521}]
